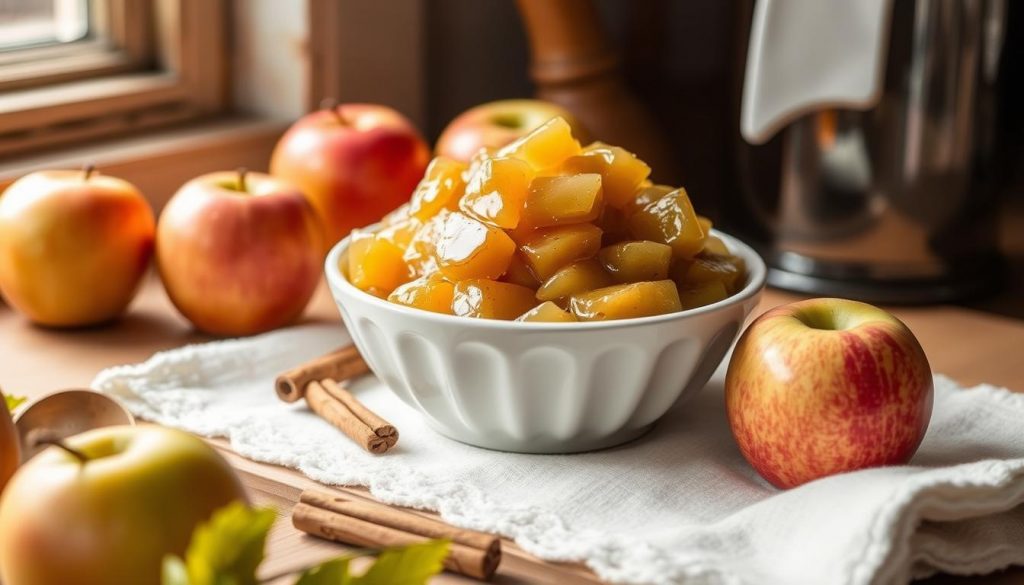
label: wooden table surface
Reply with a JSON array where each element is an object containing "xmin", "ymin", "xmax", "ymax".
[{"xmin": 3, "ymin": 275, "xmax": 1023, "ymax": 584}]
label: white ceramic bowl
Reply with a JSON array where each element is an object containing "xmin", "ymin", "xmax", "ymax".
[{"xmin": 325, "ymin": 229, "xmax": 766, "ymax": 453}]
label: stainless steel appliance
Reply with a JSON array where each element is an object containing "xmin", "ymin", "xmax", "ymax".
[{"xmin": 729, "ymin": 0, "xmax": 1006, "ymax": 303}]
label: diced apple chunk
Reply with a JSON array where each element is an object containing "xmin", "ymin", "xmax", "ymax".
[
  {"xmin": 516, "ymin": 301, "xmax": 577, "ymax": 323},
  {"xmin": 347, "ymin": 230, "xmax": 410, "ymax": 294},
  {"xmin": 459, "ymin": 156, "xmax": 533, "ymax": 229},
  {"xmin": 403, "ymin": 211, "xmax": 449, "ymax": 277},
  {"xmin": 701, "ymin": 235, "xmax": 730, "ymax": 256},
  {"xmin": 569, "ymin": 280, "xmax": 682, "ymax": 321},
  {"xmin": 452, "ymin": 279, "xmax": 538, "ymax": 320},
  {"xmin": 598, "ymin": 241, "xmax": 673, "ymax": 283},
  {"xmin": 626, "ymin": 184, "xmax": 674, "ymax": 215},
  {"xmin": 519, "ymin": 223, "xmax": 603, "ymax": 281},
  {"xmin": 629, "ymin": 188, "xmax": 706, "ymax": 259},
  {"xmin": 681, "ymin": 253, "xmax": 747, "ymax": 294},
  {"xmin": 434, "ymin": 212, "xmax": 516, "ymax": 281},
  {"xmin": 677, "ymin": 281, "xmax": 729, "ymax": 310},
  {"xmin": 376, "ymin": 216, "xmax": 422, "ymax": 250},
  {"xmin": 522, "ymin": 174, "xmax": 603, "ymax": 228},
  {"xmin": 536, "ymin": 259, "xmax": 612, "ymax": 301},
  {"xmin": 560, "ymin": 142, "xmax": 651, "ymax": 209},
  {"xmin": 409, "ymin": 157, "xmax": 467, "ymax": 220},
  {"xmin": 495, "ymin": 117, "xmax": 581, "ymax": 170},
  {"xmin": 387, "ymin": 274, "xmax": 455, "ymax": 314},
  {"xmin": 597, "ymin": 206, "xmax": 631, "ymax": 245},
  {"xmin": 502, "ymin": 252, "xmax": 541, "ymax": 288}
]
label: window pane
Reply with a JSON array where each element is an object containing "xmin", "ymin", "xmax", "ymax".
[{"xmin": 0, "ymin": 0, "xmax": 89, "ymax": 52}]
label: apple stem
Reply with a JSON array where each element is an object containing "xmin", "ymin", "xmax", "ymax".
[
  {"xmin": 237, "ymin": 167, "xmax": 248, "ymax": 193},
  {"xmin": 27, "ymin": 430, "xmax": 89, "ymax": 464},
  {"xmin": 319, "ymin": 97, "xmax": 347, "ymax": 126},
  {"xmin": 83, "ymin": 163, "xmax": 96, "ymax": 181}
]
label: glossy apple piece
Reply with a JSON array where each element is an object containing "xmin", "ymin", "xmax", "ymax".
[
  {"xmin": 519, "ymin": 223, "xmax": 603, "ymax": 281},
  {"xmin": 629, "ymin": 188, "xmax": 706, "ymax": 259},
  {"xmin": 522, "ymin": 174, "xmax": 604, "ymax": 228},
  {"xmin": 0, "ymin": 425, "xmax": 247, "ymax": 585},
  {"xmin": 403, "ymin": 210, "xmax": 448, "ymax": 277},
  {"xmin": 270, "ymin": 103, "xmax": 430, "ymax": 247},
  {"xmin": 626, "ymin": 183, "xmax": 673, "ymax": 216},
  {"xmin": 725, "ymin": 298, "xmax": 933, "ymax": 489},
  {"xmin": 560, "ymin": 142, "xmax": 651, "ymax": 209},
  {"xmin": 598, "ymin": 240, "xmax": 673, "ymax": 284},
  {"xmin": 459, "ymin": 156, "xmax": 533, "ymax": 229},
  {"xmin": 569, "ymin": 280, "xmax": 682, "ymax": 321},
  {"xmin": 347, "ymin": 230, "xmax": 411, "ymax": 295},
  {"xmin": 676, "ymin": 281, "xmax": 729, "ymax": 310},
  {"xmin": 536, "ymin": 259, "xmax": 612, "ymax": 302},
  {"xmin": 436, "ymin": 99, "xmax": 589, "ymax": 162},
  {"xmin": 156, "ymin": 171, "xmax": 323, "ymax": 336},
  {"xmin": 408, "ymin": 157, "xmax": 467, "ymax": 221},
  {"xmin": 375, "ymin": 215, "xmax": 423, "ymax": 251},
  {"xmin": 678, "ymin": 253, "xmax": 747, "ymax": 294},
  {"xmin": 452, "ymin": 279, "xmax": 537, "ymax": 320},
  {"xmin": 501, "ymin": 252, "xmax": 541, "ymax": 289},
  {"xmin": 387, "ymin": 274, "xmax": 455, "ymax": 315},
  {"xmin": 516, "ymin": 301, "xmax": 577, "ymax": 323},
  {"xmin": 596, "ymin": 205, "xmax": 632, "ymax": 246},
  {"xmin": 434, "ymin": 212, "xmax": 516, "ymax": 281},
  {"xmin": 0, "ymin": 168, "xmax": 154, "ymax": 327},
  {"xmin": 495, "ymin": 117, "xmax": 581, "ymax": 171}
]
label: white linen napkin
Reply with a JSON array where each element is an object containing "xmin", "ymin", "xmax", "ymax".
[{"xmin": 91, "ymin": 324, "xmax": 1024, "ymax": 585}]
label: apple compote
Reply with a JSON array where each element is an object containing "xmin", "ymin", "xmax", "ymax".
[{"xmin": 343, "ymin": 116, "xmax": 748, "ymax": 320}]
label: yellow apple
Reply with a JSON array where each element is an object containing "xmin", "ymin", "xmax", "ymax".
[
  {"xmin": 157, "ymin": 170, "xmax": 323, "ymax": 336},
  {"xmin": 0, "ymin": 167, "xmax": 154, "ymax": 327},
  {"xmin": 0, "ymin": 425, "xmax": 247, "ymax": 585}
]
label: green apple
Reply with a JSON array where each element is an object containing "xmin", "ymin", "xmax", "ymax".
[{"xmin": 0, "ymin": 425, "xmax": 248, "ymax": 585}]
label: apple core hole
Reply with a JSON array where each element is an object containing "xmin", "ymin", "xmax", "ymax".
[
  {"xmin": 794, "ymin": 307, "xmax": 849, "ymax": 331},
  {"xmin": 491, "ymin": 113, "xmax": 522, "ymax": 129}
]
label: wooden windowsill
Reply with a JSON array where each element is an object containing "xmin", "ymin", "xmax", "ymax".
[{"xmin": 0, "ymin": 116, "xmax": 289, "ymax": 209}]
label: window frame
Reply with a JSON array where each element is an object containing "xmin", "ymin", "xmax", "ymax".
[{"xmin": 0, "ymin": 0, "xmax": 226, "ymax": 158}]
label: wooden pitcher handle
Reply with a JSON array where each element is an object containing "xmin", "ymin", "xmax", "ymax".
[{"xmin": 515, "ymin": 0, "xmax": 677, "ymax": 181}]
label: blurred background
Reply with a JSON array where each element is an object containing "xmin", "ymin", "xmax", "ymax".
[{"xmin": 0, "ymin": 0, "xmax": 1020, "ymax": 314}]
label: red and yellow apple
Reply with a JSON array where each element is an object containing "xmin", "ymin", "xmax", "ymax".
[
  {"xmin": 435, "ymin": 99, "xmax": 589, "ymax": 162},
  {"xmin": 270, "ymin": 103, "xmax": 430, "ymax": 248},
  {"xmin": 157, "ymin": 170, "xmax": 323, "ymax": 336},
  {"xmin": 725, "ymin": 298, "xmax": 933, "ymax": 489},
  {"xmin": 0, "ymin": 167, "xmax": 154, "ymax": 327},
  {"xmin": 0, "ymin": 402, "xmax": 17, "ymax": 495},
  {"xmin": 0, "ymin": 425, "xmax": 247, "ymax": 585}
]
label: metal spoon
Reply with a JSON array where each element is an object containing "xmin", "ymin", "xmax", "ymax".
[{"xmin": 14, "ymin": 389, "xmax": 135, "ymax": 462}]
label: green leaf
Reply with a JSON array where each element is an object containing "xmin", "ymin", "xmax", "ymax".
[
  {"xmin": 292, "ymin": 558, "xmax": 352, "ymax": 585},
  {"xmin": 4, "ymin": 394, "xmax": 25, "ymax": 413},
  {"xmin": 351, "ymin": 540, "xmax": 449, "ymax": 585},
  {"xmin": 162, "ymin": 555, "xmax": 190, "ymax": 585},
  {"xmin": 167, "ymin": 501, "xmax": 276, "ymax": 585},
  {"xmin": 291, "ymin": 541, "xmax": 449, "ymax": 585}
]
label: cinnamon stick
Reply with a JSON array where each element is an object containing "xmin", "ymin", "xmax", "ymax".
[
  {"xmin": 292, "ymin": 495, "xmax": 501, "ymax": 581},
  {"xmin": 275, "ymin": 345, "xmax": 370, "ymax": 402},
  {"xmin": 300, "ymin": 490, "xmax": 498, "ymax": 552},
  {"xmin": 305, "ymin": 380, "xmax": 398, "ymax": 454}
]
